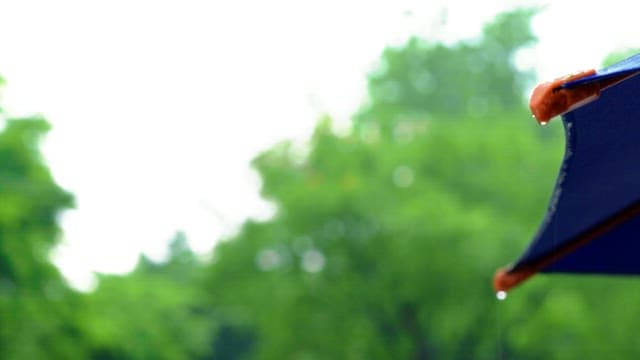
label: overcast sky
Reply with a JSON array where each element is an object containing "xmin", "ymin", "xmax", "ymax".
[{"xmin": 0, "ymin": 0, "xmax": 637, "ymax": 290}]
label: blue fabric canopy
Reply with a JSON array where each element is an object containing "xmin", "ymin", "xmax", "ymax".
[{"xmin": 494, "ymin": 54, "xmax": 640, "ymax": 291}]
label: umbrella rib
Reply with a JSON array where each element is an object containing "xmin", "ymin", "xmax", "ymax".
[{"xmin": 493, "ymin": 198, "xmax": 640, "ymax": 292}]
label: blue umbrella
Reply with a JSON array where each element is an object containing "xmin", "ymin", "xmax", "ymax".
[{"xmin": 494, "ymin": 53, "xmax": 640, "ymax": 292}]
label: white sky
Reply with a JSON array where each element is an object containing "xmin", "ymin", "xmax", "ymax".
[{"xmin": 0, "ymin": 0, "xmax": 638, "ymax": 290}]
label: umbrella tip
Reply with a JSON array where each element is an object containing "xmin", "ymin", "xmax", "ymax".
[
  {"xmin": 529, "ymin": 69, "xmax": 599, "ymax": 124},
  {"xmin": 493, "ymin": 266, "xmax": 536, "ymax": 292}
]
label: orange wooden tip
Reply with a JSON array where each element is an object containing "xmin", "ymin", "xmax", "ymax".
[
  {"xmin": 529, "ymin": 69, "xmax": 599, "ymax": 124},
  {"xmin": 493, "ymin": 267, "xmax": 536, "ymax": 292}
]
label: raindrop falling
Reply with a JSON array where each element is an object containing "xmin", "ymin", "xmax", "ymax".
[{"xmin": 496, "ymin": 291, "xmax": 507, "ymax": 301}]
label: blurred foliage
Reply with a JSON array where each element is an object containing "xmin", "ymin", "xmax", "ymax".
[
  {"xmin": 77, "ymin": 233, "xmax": 216, "ymax": 359},
  {"xmin": 2, "ymin": 7, "xmax": 640, "ymax": 360},
  {"xmin": 0, "ymin": 117, "xmax": 87, "ymax": 359},
  {"xmin": 207, "ymin": 110, "xmax": 563, "ymax": 358},
  {"xmin": 357, "ymin": 8, "xmax": 538, "ymax": 129}
]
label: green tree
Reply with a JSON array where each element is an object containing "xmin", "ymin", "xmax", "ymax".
[
  {"xmin": 357, "ymin": 8, "xmax": 537, "ymax": 130},
  {"xmin": 0, "ymin": 116, "xmax": 87, "ymax": 358},
  {"xmin": 78, "ymin": 232, "xmax": 216, "ymax": 359},
  {"xmin": 207, "ymin": 110, "xmax": 565, "ymax": 358}
]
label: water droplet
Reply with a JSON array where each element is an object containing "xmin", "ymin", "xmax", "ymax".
[
  {"xmin": 496, "ymin": 291, "xmax": 507, "ymax": 301},
  {"xmin": 539, "ymin": 121, "xmax": 548, "ymax": 126}
]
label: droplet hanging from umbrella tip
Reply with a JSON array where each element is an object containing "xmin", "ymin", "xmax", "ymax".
[
  {"xmin": 539, "ymin": 121, "xmax": 548, "ymax": 126},
  {"xmin": 496, "ymin": 291, "xmax": 507, "ymax": 301}
]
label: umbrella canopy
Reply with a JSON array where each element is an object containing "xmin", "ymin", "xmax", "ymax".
[{"xmin": 494, "ymin": 53, "xmax": 640, "ymax": 292}]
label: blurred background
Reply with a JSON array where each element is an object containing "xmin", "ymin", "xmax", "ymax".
[{"xmin": 1, "ymin": 1, "xmax": 640, "ymax": 359}]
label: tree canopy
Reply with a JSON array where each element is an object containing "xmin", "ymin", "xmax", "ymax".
[{"xmin": 0, "ymin": 117, "xmax": 84, "ymax": 358}]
